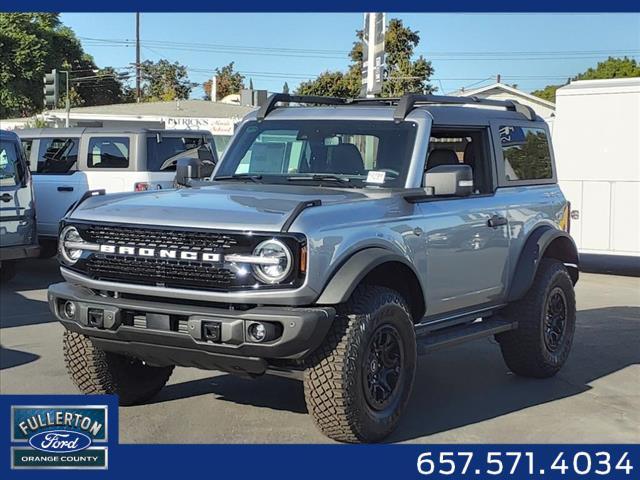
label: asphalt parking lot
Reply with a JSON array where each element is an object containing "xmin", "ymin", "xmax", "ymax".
[{"xmin": 1, "ymin": 259, "xmax": 638, "ymax": 444}]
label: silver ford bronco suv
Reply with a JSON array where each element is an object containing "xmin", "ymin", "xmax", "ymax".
[{"xmin": 48, "ymin": 93, "xmax": 579, "ymax": 443}]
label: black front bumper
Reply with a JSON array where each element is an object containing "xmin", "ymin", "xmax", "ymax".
[
  {"xmin": 0, "ymin": 243, "xmax": 40, "ymax": 261},
  {"xmin": 48, "ymin": 282, "xmax": 335, "ymax": 377}
]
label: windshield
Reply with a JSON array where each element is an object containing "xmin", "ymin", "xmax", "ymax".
[{"xmin": 215, "ymin": 120, "xmax": 417, "ymax": 188}]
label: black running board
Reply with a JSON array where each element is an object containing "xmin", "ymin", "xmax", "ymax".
[{"xmin": 417, "ymin": 318, "xmax": 517, "ymax": 355}]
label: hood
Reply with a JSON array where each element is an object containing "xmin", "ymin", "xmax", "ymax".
[{"xmin": 71, "ymin": 182, "xmax": 378, "ymax": 232}]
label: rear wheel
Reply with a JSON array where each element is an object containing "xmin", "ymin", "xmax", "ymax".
[
  {"xmin": 304, "ymin": 285, "xmax": 416, "ymax": 443},
  {"xmin": 497, "ymin": 258, "xmax": 576, "ymax": 378},
  {"xmin": 63, "ymin": 330, "xmax": 173, "ymax": 405}
]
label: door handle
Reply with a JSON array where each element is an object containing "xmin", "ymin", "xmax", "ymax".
[
  {"xmin": 488, "ymin": 215, "xmax": 508, "ymax": 228},
  {"xmin": 57, "ymin": 186, "xmax": 74, "ymax": 192},
  {"xmin": 0, "ymin": 193, "xmax": 13, "ymax": 202}
]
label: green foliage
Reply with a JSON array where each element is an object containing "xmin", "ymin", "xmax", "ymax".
[
  {"xmin": 383, "ymin": 19, "xmax": 435, "ymax": 97},
  {"xmin": 140, "ymin": 59, "xmax": 195, "ymax": 102},
  {"xmin": 0, "ymin": 13, "xmax": 130, "ymax": 118},
  {"xmin": 296, "ymin": 17, "xmax": 435, "ymax": 98},
  {"xmin": 532, "ymin": 57, "xmax": 640, "ymax": 103},
  {"xmin": 203, "ymin": 62, "xmax": 245, "ymax": 101}
]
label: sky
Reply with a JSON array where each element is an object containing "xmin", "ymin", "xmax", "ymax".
[{"xmin": 60, "ymin": 13, "xmax": 640, "ymax": 99}]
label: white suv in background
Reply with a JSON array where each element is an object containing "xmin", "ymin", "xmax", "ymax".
[{"xmin": 18, "ymin": 128, "xmax": 216, "ymax": 256}]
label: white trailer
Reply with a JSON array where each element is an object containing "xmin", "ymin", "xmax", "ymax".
[{"xmin": 553, "ymin": 78, "xmax": 640, "ymax": 262}]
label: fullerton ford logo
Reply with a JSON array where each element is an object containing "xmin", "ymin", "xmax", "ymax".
[
  {"xmin": 11, "ymin": 404, "xmax": 109, "ymax": 470},
  {"xmin": 28, "ymin": 430, "xmax": 92, "ymax": 453},
  {"xmin": 99, "ymin": 244, "xmax": 221, "ymax": 262}
]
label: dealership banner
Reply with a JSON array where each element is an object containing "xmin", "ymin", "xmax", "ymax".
[
  {"xmin": 0, "ymin": 0, "xmax": 636, "ymax": 11},
  {"xmin": 0, "ymin": 395, "xmax": 637, "ymax": 479}
]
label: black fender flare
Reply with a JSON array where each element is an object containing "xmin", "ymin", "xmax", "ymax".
[
  {"xmin": 315, "ymin": 247, "xmax": 423, "ymax": 306},
  {"xmin": 507, "ymin": 226, "xmax": 579, "ymax": 302}
]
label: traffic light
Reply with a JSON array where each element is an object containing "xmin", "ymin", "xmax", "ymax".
[{"xmin": 43, "ymin": 69, "xmax": 59, "ymax": 108}]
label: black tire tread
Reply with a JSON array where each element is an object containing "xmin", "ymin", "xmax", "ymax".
[
  {"xmin": 303, "ymin": 285, "xmax": 413, "ymax": 443},
  {"xmin": 498, "ymin": 258, "xmax": 575, "ymax": 378},
  {"xmin": 63, "ymin": 330, "xmax": 173, "ymax": 405}
]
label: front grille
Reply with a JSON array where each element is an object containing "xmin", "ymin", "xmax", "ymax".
[
  {"xmin": 83, "ymin": 225, "xmax": 238, "ymax": 250},
  {"xmin": 86, "ymin": 256, "xmax": 236, "ymax": 289},
  {"xmin": 69, "ymin": 222, "xmax": 305, "ymax": 292}
]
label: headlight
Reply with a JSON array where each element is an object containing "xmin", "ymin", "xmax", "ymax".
[
  {"xmin": 59, "ymin": 226, "xmax": 85, "ymax": 265},
  {"xmin": 251, "ymin": 239, "xmax": 293, "ymax": 284}
]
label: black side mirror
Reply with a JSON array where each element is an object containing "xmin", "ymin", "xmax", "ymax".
[
  {"xmin": 175, "ymin": 157, "xmax": 214, "ymax": 187},
  {"xmin": 423, "ymin": 164, "xmax": 473, "ymax": 197}
]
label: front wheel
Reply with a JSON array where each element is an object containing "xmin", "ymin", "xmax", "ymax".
[
  {"xmin": 63, "ymin": 330, "xmax": 174, "ymax": 405},
  {"xmin": 497, "ymin": 258, "xmax": 576, "ymax": 378},
  {"xmin": 304, "ymin": 285, "xmax": 416, "ymax": 443}
]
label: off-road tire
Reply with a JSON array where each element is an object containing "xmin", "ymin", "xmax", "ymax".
[
  {"xmin": 63, "ymin": 330, "xmax": 174, "ymax": 405},
  {"xmin": 0, "ymin": 260, "xmax": 16, "ymax": 283},
  {"xmin": 497, "ymin": 258, "xmax": 576, "ymax": 378},
  {"xmin": 304, "ymin": 285, "xmax": 416, "ymax": 443}
]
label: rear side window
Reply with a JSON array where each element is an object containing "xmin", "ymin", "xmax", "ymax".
[
  {"xmin": 88, "ymin": 137, "xmax": 130, "ymax": 168},
  {"xmin": 499, "ymin": 126, "xmax": 553, "ymax": 182},
  {"xmin": 146, "ymin": 136, "xmax": 207, "ymax": 171},
  {"xmin": 0, "ymin": 140, "xmax": 22, "ymax": 187},
  {"xmin": 21, "ymin": 139, "xmax": 33, "ymax": 163},
  {"xmin": 36, "ymin": 137, "xmax": 79, "ymax": 174}
]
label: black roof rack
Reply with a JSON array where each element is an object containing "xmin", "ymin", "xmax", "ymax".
[
  {"xmin": 256, "ymin": 93, "xmax": 537, "ymax": 122},
  {"xmin": 391, "ymin": 93, "xmax": 537, "ymax": 122}
]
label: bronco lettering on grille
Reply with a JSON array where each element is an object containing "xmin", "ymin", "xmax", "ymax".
[{"xmin": 98, "ymin": 244, "xmax": 221, "ymax": 262}]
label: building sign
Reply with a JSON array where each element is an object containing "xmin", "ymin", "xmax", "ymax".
[
  {"xmin": 361, "ymin": 12, "xmax": 386, "ymax": 97},
  {"xmin": 163, "ymin": 117, "xmax": 237, "ymax": 136}
]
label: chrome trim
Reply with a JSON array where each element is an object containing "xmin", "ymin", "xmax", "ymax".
[
  {"xmin": 64, "ymin": 241, "xmax": 100, "ymax": 251},
  {"xmin": 224, "ymin": 254, "xmax": 280, "ymax": 265}
]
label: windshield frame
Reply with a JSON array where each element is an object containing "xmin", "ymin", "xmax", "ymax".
[{"xmin": 214, "ymin": 119, "xmax": 420, "ymax": 189}]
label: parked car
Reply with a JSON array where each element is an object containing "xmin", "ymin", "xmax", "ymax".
[
  {"xmin": 17, "ymin": 127, "xmax": 216, "ymax": 256},
  {"xmin": 48, "ymin": 93, "xmax": 579, "ymax": 443},
  {"xmin": 0, "ymin": 130, "xmax": 39, "ymax": 282}
]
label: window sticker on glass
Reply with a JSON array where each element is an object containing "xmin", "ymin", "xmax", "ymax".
[{"xmin": 366, "ymin": 170, "xmax": 386, "ymax": 184}]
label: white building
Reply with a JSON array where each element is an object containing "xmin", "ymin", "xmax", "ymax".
[
  {"xmin": 456, "ymin": 82, "xmax": 556, "ymax": 126},
  {"xmin": 2, "ymin": 100, "xmax": 256, "ymax": 155}
]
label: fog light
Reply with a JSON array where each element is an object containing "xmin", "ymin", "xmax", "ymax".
[
  {"xmin": 63, "ymin": 301, "xmax": 76, "ymax": 319},
  {"xmin": 248, "ymin": 322, "xmax": 267, "ymax": 342}
]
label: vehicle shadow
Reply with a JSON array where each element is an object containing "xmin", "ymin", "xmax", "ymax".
[
  {"xmin": 149, "ymin": 306, "xmax": 639, "ymax": 441},
  {"xmin": 150, "ymin": 372, "xmax": 307, "ymax": 414},
  {"xmin": 0, "ymin": 345, "xmax": 41, "ymax": 370},
  {"xmin": 0, "ymin": 258, "xmax": 61, "ymax": 329}
]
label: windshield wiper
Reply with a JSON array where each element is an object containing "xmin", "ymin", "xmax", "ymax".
[
  {"xmin": 215, "ymin": 173, "xmax": 263, "ymax": 183},
  {"xmin": 286, "ymin": 174, "xmax": 356, "ymax": 187}
]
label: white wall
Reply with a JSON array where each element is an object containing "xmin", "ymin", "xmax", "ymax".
[{"xmin": 554, "ymin": 79, "xmax": 640, "ymax": 256}]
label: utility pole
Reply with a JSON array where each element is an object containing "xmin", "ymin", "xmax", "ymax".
[
  {"xmin": 136, "ymin": 12, "xmax": 141, "ymax": 102},
  {"xmin": 62, "ymin": 70, "xmax": 70, "ymax": 127}
]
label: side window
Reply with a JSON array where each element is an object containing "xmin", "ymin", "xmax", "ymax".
[
  {"xmin": 88, "ymin": 137, "xmax": 130, "ymax": 169},
  {"xmin": 37, "ymin": 137, "xmax": 79, "ymax": 174},
  {"xmin": 427, "ymin": 129, "xmax": 493, "ymax": 194},
  {"xmin": 0, "ymin": 140, "xmax": 22, "ymax": 187},
  {"xmin": 499, "ymin": 126, "xmax": 553, "ymax": 182}
]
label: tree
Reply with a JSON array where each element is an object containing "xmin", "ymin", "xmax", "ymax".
[
  {"xmin": 203, "ymin": 62, "xmax": 244, "ymax": 101},
  {"xmin": 532, "ymin": 57, "xmax": 640, "ymax": 103},
  {"xmin": 140, "ymin": 59, "xmax": 195, "ymax": 102},
  {"xmin": 296, "ymin": 18, "xmax": 435, "ymax": 98},
  {"xmin": 0, "ymin": 13, "xmax": 129, "ymax": 118},
  {"xmin": 382, "ymin": 19, "xmax": 435, "ymax": 96}
]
